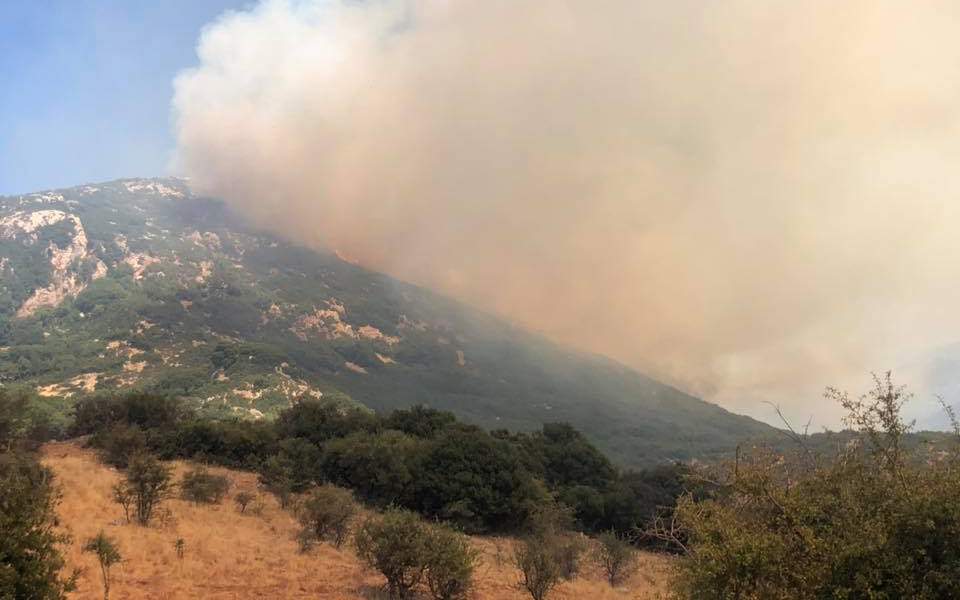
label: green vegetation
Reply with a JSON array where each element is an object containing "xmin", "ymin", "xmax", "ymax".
[
  {"xmin": 0, "ymin": 390, "xmax": 76, "ymax": 599},
  {"xmin": 355, "ymin": 509, "xmax": 432, "ymax": 598},
  {"xmin": 355, "ymin": 508, "xmax": 477, "ymax": 600},
  {"xmin": 112, "ymin": 453, "xmax": 173, "ymax": 526},
  {"xmin": 513, "ymin": 534, "xmax": 564, "ymax": 600},
  {"xmin": 595, "ymin": 530, "xmax": 636, "ymax": 586},
  {"xmin": 179, "ymin": 467, "xmax": 230, "ymax": 504},
  {"xmin": 666, "ymin": 373, "xmax": 960, "ymax": 599},
  {"xmin": 78, "ymin": 393, "xmax": 687, "ymax": 541},
  {"xmin": 423, "ymin": 524, "xmax": 480, "ymax": 600},
  {"xmin": 296, "ymin": 484, "xmax": 357, "ymax": 549},
  {"xmin": 0, "ymin": 179, "xmax": 778, "ymax": 469},
  {"xmin": 82, "ymin": 531, "xmax": 121, "ymax": 600}
]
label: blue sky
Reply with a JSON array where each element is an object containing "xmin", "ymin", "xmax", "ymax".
[{"xmin": 0, "ymin": 0, "xmax": 251, "ymax": 195}]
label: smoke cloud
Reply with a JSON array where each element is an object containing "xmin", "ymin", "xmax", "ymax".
[{"xmin": 172, "ymin": 0, "xmax": 960, "ymax": 427}]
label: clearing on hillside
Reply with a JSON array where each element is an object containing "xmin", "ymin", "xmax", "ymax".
[{"xmin": 43, "ymin": 441, "xmax": 673, "ymax": 599}]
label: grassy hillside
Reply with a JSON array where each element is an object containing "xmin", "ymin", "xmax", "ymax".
[
  {"xmin": 43, "ymin": 440, "xmax": 673, "ymax": 599},
  {"xmin": 0, "ymin": 178, "xmax": 778, "ymax": 467}
]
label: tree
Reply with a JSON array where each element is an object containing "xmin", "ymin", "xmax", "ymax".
[
  {"xmin": 512, "ymin": 502, "xmax": 579, "ymax": 600},
  {"xmin": 276, "ymin": 399, "xmax": 378, "ymax": 445},
  {"xmin": 114, "ymin": 454, "xmax": 173, "ymax": 526},
  {"xmin": 423, "ymin": 524, "xmax": 479, "ymax": 600},
  {"xmin": 257, "ymin": 454, "xmax": 294, "ymax": 508},
  {"xmin": 0, "ymin": 452, "xmax": 77, "ymax": 599},
  {"xmin": 595, "ymin": 530, "xmax": 636, "ymax": 586},
  {"xmin": 83, "ymin": 531, "xmax": 121, "ymax": 600},
  {"xmin": 354, "ymin": 509, "xmax": 431, "ymax": 599},
  {"xmin": 513, "ymin": 534, "xmax": 563, "ymax": 600},
  {"xmin": 384, "ymin": 405, "xmax": 456, "ymax": 439},
  {"xmin": 669, "ymin": 373, "xmax": 960, "ymax": 599},
  {"xmin": 297, "ymin": 484, "xmax": 357, "ymax": 548},
  {"xmin": 0, "ymin": 388, "xmax": 30, "ymax": 450},
  {"xmin": 179, "ymin": 468, "xmax": 231, "ymax": 504},
  {"xmin": 322, "ymin": 430, "xmax": 422, "ymax": 506},
  {"xmin": 412, "ymin": 427, "xmax": 546, "ymax": 532},
  {"xmin": 93, "ymin": 423, "xmax": 147, "ymax": 469}
]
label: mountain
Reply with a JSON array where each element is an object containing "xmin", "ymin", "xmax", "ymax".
[{"xmin": 0, "ymin": 178, "xmax": 777, "ymax": 467}]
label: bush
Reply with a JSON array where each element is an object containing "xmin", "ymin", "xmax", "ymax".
[
  {"xmin": 384, "ymin": 405, "xmax": 456, "ymax": 439},
  {"xmin": 670, "ymin": 373, "xmax": 960, "ymax": 599},
  {"xmin": 113, "ymin": 454, "xmax": 173, "ymax": 525},
  {"xmin": 0, "ymin": 452, "xmax": 77, "ymax": 599},
  {"xmin": 512, "ymin": 503, "xmax": 579, "ymax": 600},
  {"xmin": 355, "ymin": 509, "xmax": 431, "ymax": 598},
  {"xmin": 297, "ymin": 484, "xmax": 357, "ymax": 548},
  {"xmin": 276, "ymin": 399, "xmax": 378, "ymax": 445},
  {"xmin": 0, "ymin": 389, "xmax": 32, "ymax": 449},
  {"xmin": 412, "ymin": 427, "xmax": 546, "ymax": 532},
  {"xmin": 92, "ymin": 423, "xmax": 147, "ymax": 469},
  {"xmin": 82, "ymin": 531, "xmax": 121, "ymax": 600},
  {"xmin": 179, "ymin": 468, "xmax": 231, "ymax": 504},
  {"xmin": 423, "ymin": 524, "xmax": 479, "ymax": 600},
  {"xmin": 555, "ymin": 533, "xmax": 588, "ymax": 580},
  {"xmin": 595, "ymin": 530, "xmax": 636, "ymax": 586},
  {"xmin": 513, "ymin": 533, "xmax": 564, "ymax": 600},
  {"xmin": 322, "ymin": 430, "xmax": 422, "ymax": 506},
  {"xmin": 168, "ymin": 419, "xmax": 277, "ymax": 469},
  {"xmin": 258, "ymin": 454, "xmax": 295, "ymax": 508},
  {"xmin": 72, "ymin": 393, "xmax": 188, "ymax": 437}
]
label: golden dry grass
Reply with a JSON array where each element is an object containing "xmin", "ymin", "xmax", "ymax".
[{"xmin": 42, "ymin": 441, "xmax": 673, "ymax": 599}]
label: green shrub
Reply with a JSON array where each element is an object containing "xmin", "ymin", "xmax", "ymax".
[
  {"xmin": 0, "ymin": 452, "xmax": 77, "ymax": 599},
  {"xmin": 322, "ymin": 430, "xmax": 422, "ymax": 506},
  {"xmin": 179, "ymin": 467, "xmax": 231, "ymax": 504},
  {"xmin": 113, "ymin": 454, "xmax": 173, "ymax": 525},
  {"xmin": 257, "ymin": 454, "xmax": 294, "ymax": 508},
  {"xmin": 354, "ymin": 509, "xmax": 431, "ymax": 598},
  {"xmin": 513, "ymin": 533, "xmax": 564, "ymax": 600},
  {"xmin": 82, "ymin": 531, "xmax": 121, "ymax": 600},
  {"xmin": 412, "ymin": 427, "xmax": 546, "ymax": 532},
  {"xmin": 670, "ymin": 373, "xmax": 960, "ymax": 599},
  {"xmin": 384, "ymin": 405, "xmax": 456, "ymax": 439},
  {"xmin": 423, "ymin": 524, "xmax": 479, "ymax": 600},
  {"xmin": 297, "ymin": 484, "xmax": 357, "ymax": 548},
  {"xmin": 512, "ymin": 502, "xmax": 580, "ymax": 600},
  {"xmin": 595, "ymin": 530, "xmax": 636, "ymax": 586},
  {"xmin": 92, "ymin": 423, "xmax": 146, "ymax": 469}
]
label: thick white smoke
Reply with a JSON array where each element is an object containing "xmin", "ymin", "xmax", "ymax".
[{"xmin": 173, "ymin": 0, "xmax": 960, "ymax": 427}]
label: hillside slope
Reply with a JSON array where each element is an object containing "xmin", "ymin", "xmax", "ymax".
[
  {"xmin": 43, "ymin": 441, "xmax": 673, "ymax": 599},
  {"xmin": 0, "ymin": 179, "xmax": 777, "ymax": 466}
]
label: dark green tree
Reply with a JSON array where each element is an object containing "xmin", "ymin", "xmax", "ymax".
[
  {"xmin": 0, "ymin": 452, "xmax": 77, "ymax": 599},
  {"xmin": 114, "ymin": 454, "xmax": 173, "ymax": 526}
]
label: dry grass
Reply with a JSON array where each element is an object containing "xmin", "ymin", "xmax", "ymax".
[{"xmin": 42, "ymin": 441, "xmax": 673, "ymax": 599}]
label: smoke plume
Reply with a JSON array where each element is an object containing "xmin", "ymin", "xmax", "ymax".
[{"xmin": 173, "ymin": 0, "xmax": 960, "ymax": 426}]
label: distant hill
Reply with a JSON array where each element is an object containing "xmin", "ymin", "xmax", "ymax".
[{"xmin": 0, "ymin": 178, "xmax": 778, "ymax": 467}]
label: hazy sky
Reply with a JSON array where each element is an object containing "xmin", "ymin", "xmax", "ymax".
[
  {"xmin": 0, "ymin": 0, "xmax": 246, "ymax": 195},
  {"xmin": 5, "ymin": 1, "xmax": 960, "ymax": 428}
]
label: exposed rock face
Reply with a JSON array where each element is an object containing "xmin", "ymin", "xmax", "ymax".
[
  {"xmin": 290, "ymin": 299, "xmax": 399, "ymax": 344},
  {"xmin": 1, "ymin": 209, "xmax": 107, "ymax": 317}
]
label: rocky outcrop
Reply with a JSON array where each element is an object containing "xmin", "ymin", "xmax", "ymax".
[{"xmin": 1, "ymin": 210, "xmax": 107, "ymax": 317}]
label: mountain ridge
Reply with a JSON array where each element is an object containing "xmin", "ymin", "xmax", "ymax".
[{"xmin": 0, "ymin": 177, "xmax": 778, "ymax": 466}]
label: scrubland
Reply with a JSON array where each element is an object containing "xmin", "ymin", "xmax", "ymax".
[{"xmin": 43, "ymin": 441, "xmax": 672, "ymax": 599}]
